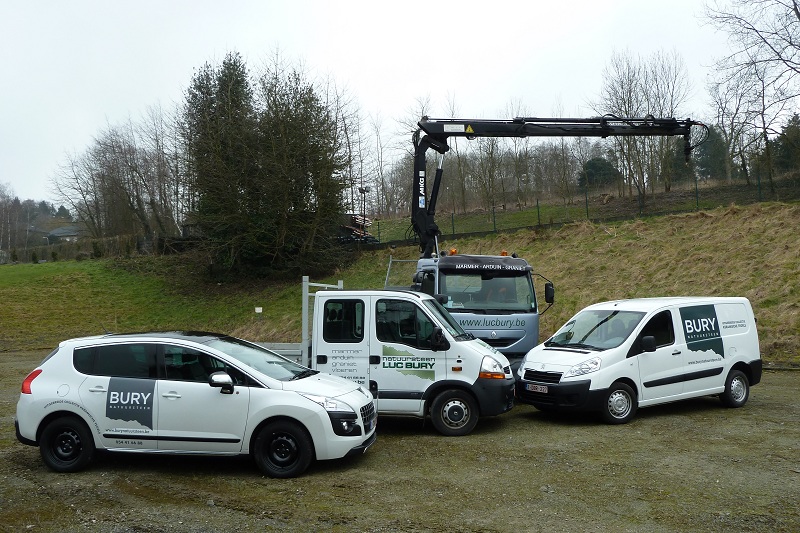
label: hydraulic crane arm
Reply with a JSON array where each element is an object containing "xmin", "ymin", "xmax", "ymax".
[{"xmin": 411, "ymin": 115, "xmax": 708, "ymax": 258}]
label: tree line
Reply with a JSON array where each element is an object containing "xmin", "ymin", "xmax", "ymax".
[{"xmin": 2, "ymin": 0, "xmax": 797, "ymax": 272}]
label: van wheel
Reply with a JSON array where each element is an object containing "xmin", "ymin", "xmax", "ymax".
[
  {"xmin": 253, "ymin": 421, "xmax": 313, "ymax": 478},
  {"xmin": 39, "ymin": 416, "xmax": 95, "ymax": 472},
  {"xmin": 430, "ymin": 390, "xmax": 479, "ymax": 436},
  {"xmin": 601, "ymin": 383, "xmax": 637, "ymax": 424},
  {"xmin": 720, "ymin": 370, "xmax": 749, "ymax": 408}
]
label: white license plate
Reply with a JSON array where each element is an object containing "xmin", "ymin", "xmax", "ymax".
[{"xmin": 526, "ymin": 383, "xmax": 548, "ymax": 393}]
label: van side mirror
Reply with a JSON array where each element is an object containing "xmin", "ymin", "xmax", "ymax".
[
  {"xmin": 544, "ymin": 282, "xmax": 555, "ymax": 304},
  {"xmin": 209, "ymin": 371, "xmax": 234, "ymax": 394},
  {"xmin": 434, "ymin": 294, "xmax": 449, "ymax": 305},
  {"xmin": 641, "ymin": 335, "xmax": 657, "ymax": 353},
  {"xmin": 431, "ymin": 327, "xmax": 450, "ymax": 352}
]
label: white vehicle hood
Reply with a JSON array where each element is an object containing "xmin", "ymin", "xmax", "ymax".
[
  {"xmin": 280, "ymin": 371, "xmax": 363, "ymax": 397},
  {"xmin": 522, "ymin": 345, "xmax": 599, "ymax": 372}
]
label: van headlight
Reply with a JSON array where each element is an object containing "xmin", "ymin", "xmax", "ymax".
[
  {"xmin": 563, "ymin": 357, "xmax": 602, "ymax": 378},
  {"xmin": 299, "ymin": 393, "xmax": 362, "ymax": 436},
  {"xmin": 479, "ymin": 356, "xmax": 507, "ymax": 379}
]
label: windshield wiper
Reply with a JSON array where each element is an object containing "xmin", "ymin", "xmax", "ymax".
[
  {"xmin": 454, "ymin": 332, "xmax": 475, "ymax": 341},
  {"xmin": 290, "ymin": 368, "xmax": 319, "ymax": 380},
  {"xmin": 545, "ymin": 342, "xmax": 600, "ymax": 351}
]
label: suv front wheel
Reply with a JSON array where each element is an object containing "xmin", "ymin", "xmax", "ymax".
[{"xmin": 40, "ymin": 416, "xmax": 95, "ymax": 472}]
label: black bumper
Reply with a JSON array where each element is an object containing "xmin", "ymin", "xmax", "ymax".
[
  {"xmin": 344, "ymin": 431, "xmax": 377, "ymax": 458},
  {"xmin": 15, "ymin": 419, "xmax": 37, "ymax": 446},
  {"xmin": 472, "ymin": 377, "xmax": 515, "ymax": 416},
  {"xmin": 515, "ymin": 378, "xmax": 606, "ymax": 412}
]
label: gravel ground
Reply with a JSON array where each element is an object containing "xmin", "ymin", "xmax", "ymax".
[{"xmin": 2, "ymin": 351, "xmax": 799, "ymax": 532}]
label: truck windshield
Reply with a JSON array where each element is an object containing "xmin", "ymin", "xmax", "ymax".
[
  {"xmin": 422, "ymin": 299, "xmax": 472, "ymax": 340},
  {"xmin": 205, "ymin": 337, "xmax": 314, "ymax": 382},
  {"xmin": 440, "ymin": 272, "xmax": 535, "ymax": 313},
  {"xmin": 545, "ymin": 310, "xmax": 645, "ymax": 351}
]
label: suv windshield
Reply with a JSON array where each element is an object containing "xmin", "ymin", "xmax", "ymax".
[
  {"xmin": 545, "ymin": 310, "xmax": 645, "ymax": 351},
  {"xmin": 204, "ymin": 337, "xmax": 314, "ymax": 382}
]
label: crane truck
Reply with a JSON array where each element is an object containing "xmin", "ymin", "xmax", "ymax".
[{"xmin": 400, "ymin": 115, "xmax": 707, "ymax": 372}]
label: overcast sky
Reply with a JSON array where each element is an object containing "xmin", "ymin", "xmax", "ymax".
[{"xmin": 0, "ymin": 0, "xmax": 730, "ymax": 204}]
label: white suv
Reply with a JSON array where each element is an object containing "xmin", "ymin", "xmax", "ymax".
[{"xmin": 15, "ymin": 332, "xmax": 377, "ymax": 478}]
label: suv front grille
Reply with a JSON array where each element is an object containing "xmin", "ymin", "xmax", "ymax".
[
  {"xmin": 361, "ymin": 402, "xmax": 377, "ymax": 432},
  {"xmin": 522, "ymin": 370, "xmax": 562, "ymax": 384}
]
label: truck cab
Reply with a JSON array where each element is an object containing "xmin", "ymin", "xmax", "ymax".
[
  {"xmin": 411, "ymin": 253, "xmax": 554, "ymax": 373},
  {"xmin": 310, "ymin": 289, "xmax": 515, "ymax": 436}
]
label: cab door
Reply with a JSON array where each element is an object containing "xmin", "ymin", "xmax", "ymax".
[
  {"xmin": 634, "ymin": 309, "xmax": 686, "ymax": 402},
  {"xmin": 370, "ymin": 297, "xmax": 446, "ymax": 414},
  {"xmin": 312, "ymin": 298, "xmax": 370, "ymax": 388},
  {"xmin": 155, "ymin": 344, "xmax": 250, "ymax": 453}
]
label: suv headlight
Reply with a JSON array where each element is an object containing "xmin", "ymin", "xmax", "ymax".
[
  {"xmin": 299, "ymin": 393, "xmax": 361, "ymax": 437},
  {"xmin": 563, "ymin": 357, "xmax": 602, "ymax": 378},
  {"xmin": 479, "ymin": 356, "xmax": 506, "ymax": 379}
]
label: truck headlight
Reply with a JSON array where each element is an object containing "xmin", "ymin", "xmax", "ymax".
[
  {"xmin": 479, "ymin": 356, "xmax": 506, "ymax": 379},
  {"xmin": 299, "ymin": 393, "xmax": 361, "ymax": 437},
  {"xmin": 563, "ymin": 357, "xmax": 602, "ymax": 378}
]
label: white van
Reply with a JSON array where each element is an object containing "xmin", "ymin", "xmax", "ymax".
[{"xmin": 515, "ymin": 297, "xmax": 763, "ymax": 423}]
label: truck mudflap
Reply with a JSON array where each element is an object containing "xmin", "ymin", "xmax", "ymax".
[
  {"xmin": 515, "ymin": 378, "xmax": 599, "ymax": 411},
  {"xmin": 471, "ymin": 377, "xmax": 515, "ymax": 416}
]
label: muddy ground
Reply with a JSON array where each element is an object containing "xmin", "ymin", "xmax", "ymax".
[{"xmin": 1, "ymin": 351, "xmax": 798, "ymax": 532}]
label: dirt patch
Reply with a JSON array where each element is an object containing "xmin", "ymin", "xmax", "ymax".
[{"xmin": 2, "ymin": 351, "xmax": 799, "ymax": 532}]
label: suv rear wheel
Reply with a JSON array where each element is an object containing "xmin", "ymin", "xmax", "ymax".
[{"xmin": 40, "ymin": 416, "xmax": 95, "ymax": 472}]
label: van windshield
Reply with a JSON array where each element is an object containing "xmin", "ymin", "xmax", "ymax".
[
  {"xmin": 422, "ymin": 299, "xmax": 472, "ymax": 340},
  {"xmin": 545, "ymin": 310, "xmax": 645, "ymax": 351}
]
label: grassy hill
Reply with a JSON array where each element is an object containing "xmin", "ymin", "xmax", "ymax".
[{"xmin": 2, "ymin": 202, "xmax": 797, "ymax": 366}]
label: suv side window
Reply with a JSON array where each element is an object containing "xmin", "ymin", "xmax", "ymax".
[
  {"xmin": 376, "ymin": 299, "xmax": 435, "ymax": 350},
  {"xmin": 162, "ymin": 345, "xmax": 249, "ymax": 385},
  {"xmin": 74, "ymin": 343, "xmax": 158, "ymax": 378}
]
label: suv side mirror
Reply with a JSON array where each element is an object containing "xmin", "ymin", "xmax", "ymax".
[
  {"xmin": 209, "ymin": 371, "xmax": 234, "ymax": 394},
  {"xmin": 431, "ymin": 327, "xmax": 450, "ymax": 352}
]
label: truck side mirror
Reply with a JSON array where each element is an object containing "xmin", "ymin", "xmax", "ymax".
[
  {"xmin": 544, "ymin": 282, "xmax": 555, "ymax": 304},
  {"xmin": 431, "ymin": 327, "xmax": 450, "ymax": 352},
  {"xmin": 641, "ymin": 335, "xmax": 657, "ymax": 353}
]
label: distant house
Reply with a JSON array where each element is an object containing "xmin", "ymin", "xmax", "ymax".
[{"xmin": 48, "ymin": 225, "xmax": 81, "ymax": 243}]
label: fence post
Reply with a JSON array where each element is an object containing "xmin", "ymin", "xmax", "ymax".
[
  {"xmin": 585, "ymin": 186, "xmax": 589, "ymax": 220},
  {"xmin": 451, "ymin": 212, "xmax": 455, "ymax": 237},
  {"xmin": 492, "ymin": 206, "xmax": 497, "ymax": 232},
  {"xmin": 536, "ymin": 199, "xmax": 541, "ymax": 226}
]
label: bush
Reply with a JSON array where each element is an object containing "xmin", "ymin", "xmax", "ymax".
[{"xmin": 31, "ymin": 252, "xmax": 38, "ymax": 263}]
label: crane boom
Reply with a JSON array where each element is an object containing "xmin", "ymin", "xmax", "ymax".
[{"xmin": 411, "ymin": 115, "xmax": 707, "ymax": 258}]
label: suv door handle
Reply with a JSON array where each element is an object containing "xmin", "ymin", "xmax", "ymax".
[
  {"xmin": 88, "ymin": 386, "xmax": 107, "ymax": 393},
  {"xmin": 161, "ymin": 392, "xmax": 182, "ymax": 399}
]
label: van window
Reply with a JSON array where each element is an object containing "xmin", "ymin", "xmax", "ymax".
[
  {"xmin": 376, "ymin": 299, "xmax": 435, "ymax": 349},
  {"xmin": 74, "ymin": 344, "xmax": 158, "ymax": 379},
  {"xmin": 640, "ymin": 310, "xmax": 675, "ymax": 348},
  {"xmin": 323, "ymin": 300, "xmax": 365, "ymax": 343}
]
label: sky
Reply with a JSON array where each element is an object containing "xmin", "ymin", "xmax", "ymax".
[{"xmin": 0, "ymin": 0, "xmax": 731, "ymax": 203}]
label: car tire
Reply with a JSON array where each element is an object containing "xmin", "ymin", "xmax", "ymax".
[
  {"xmin": 253, "ymin": 421, "xmax": 314, "ymax": 478},
  {"xmin": 720, "ymin": 369, "xmax": 750, "ymax": 408},
  {"xmin": 39, "ymin": 416, "xmax": 95, "ymax": 473},
  {"xmin": 601, "ymin": 382, "xmax": 637, "ymax": 424},
  {"xmin": 430, "ymin": 389, "xmax": 479, "ymax": 436}
]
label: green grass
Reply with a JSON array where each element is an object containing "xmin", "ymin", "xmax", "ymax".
[{"xmin": 2, "ymin": 202, "xmax": 799, "ymax": 365}]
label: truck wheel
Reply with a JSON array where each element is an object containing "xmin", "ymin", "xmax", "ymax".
[
  {"xmin": 253, "ymin": 421, "xmax": 313, "ymax": 478},
  {"xmin": 430, "ymin": 390, "xmax": 479, "ymax": 436},
  {"xmin": 720, "ymin": 369, "xmax": 749, "ymax": 408},
  {"xmin": 39, "ymin": 416, "xmax": 95, "ymax": 472},
  {"xmin": 601, "ymin": 383, "xmax": 637, "ymax": 424}
]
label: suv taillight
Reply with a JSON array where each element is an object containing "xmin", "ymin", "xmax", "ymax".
[{"xmin": 21, "ymin": 369, "xmax": 42, "ymax": 394}]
